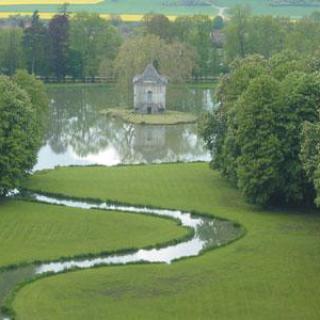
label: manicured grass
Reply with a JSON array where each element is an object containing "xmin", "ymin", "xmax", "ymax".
[
  {"xmin": 0, "ymin": 199, "xmax": 188, "ymax": 268},
  {"xmin": 16, "ymin": 163, "xmax": 320, "ymax": 320},
  {"xmin": 101, "ymin": 109, "xmax": 198, "ymax": 125}
]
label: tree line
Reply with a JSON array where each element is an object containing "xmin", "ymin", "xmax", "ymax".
[
  {"xmin": 0, "ymin": 10, "xmax": 122, "ymax": 79},
  {"xmin": 201, "ymin": 52, "xmax": 320, "ymax": 207},
  {"xmin": 199, "ymin": 6, "xmax": 320, "ymax": 208},
  {"xmin": 1, "ymin": 7, "xmax": 320, "ymax": 81},
  {"xmin": 224, "ymin": 6, "xmax": 320, "ymax": 62},
  {"xmin": 0, "ymin": 71, "xmax": 48, "ymax": 197},
  {"xmin": 0, "ymin": 11, "xmax": 225, "ymax": 80}
]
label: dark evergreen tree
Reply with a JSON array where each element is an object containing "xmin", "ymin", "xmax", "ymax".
[
  {"xmin": 48, "ymin": 13, "xmax": 70, "ymax": 79},
  {"xmin": 23, "ymin": 11, "xmax": 49, "ymax": 75}
]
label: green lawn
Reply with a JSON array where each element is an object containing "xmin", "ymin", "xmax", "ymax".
[
  {"xmin": 0, "ymin": 199, "xmax": 188, "ymax": 268},
  {"xmin": 14, "ymin": 163, "xmax": 320, "ymax": 320}
]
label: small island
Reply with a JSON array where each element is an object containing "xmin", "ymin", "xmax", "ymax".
[
  {"xmin": 101, "ymin": 108, "xmax": 198, "ymax": 125},
  {"xmin": 101, "ymin": 64, "xmax": 198, "ymax": 125}
]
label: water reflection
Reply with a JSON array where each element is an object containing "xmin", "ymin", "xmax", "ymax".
[
  {"xmin": 35, "ymin": 85, "xmax": 213, "ymax": 171},
  {"xmin": 27, "ymin": 192, "xmax": 242, "ymax": 272},
  {"xmin": 0, "ymin": 191, "xmax": 242, "ymax": 320}
]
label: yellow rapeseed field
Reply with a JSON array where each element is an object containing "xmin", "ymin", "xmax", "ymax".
[
  {"xmin": 0, "ymin": 0, "xmax": 102, "ymax": 4},
  {"xmin": 0, "ymin": 11, "xmax": 178, "ymax": 21}
]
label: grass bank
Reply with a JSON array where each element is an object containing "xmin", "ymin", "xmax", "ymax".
[
  {"xmin": 16, "ymin": 162, "xmax": 320, "ymax": 320},
  {"xmin": 101, "ymin": 109, "xmax": 198, "ymax": 125},
  {"xmin": 0, "ymin": 199, "xmax": 188, "ymax": 268}
]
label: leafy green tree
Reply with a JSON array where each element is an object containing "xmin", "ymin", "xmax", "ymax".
[
  {"xmin": 187, "ymin": 15, "xmax": 216, "ymax": 76},
  {"xmin": 201, "ymin": 54, "xmax": 320, "ymax": 206},
  {"xmin": 246, "ymin": 16, "xmax": 287, "ymax": 58},
  {"xmin": 285, "ymin": 17, "xmax": 320, "ymax": 56},
  {"xmin": 224, "ymin": 11, "xmax": 320, "ymax": 62},
  {"xmin": 14, "ymin": 69, "xmax": 48, "ymax": 131},
  {"xmin": 0, "ymin": 27, "xmax": 25, "ymax": 75},
  {"xmin": 269, "ymin": 50, "xmax": 305, "ymax": 80},
  {"xmin": 114, "ymin": 34, "xmax": 196, "ymax": 101},
  {"xmin": 301, "ymin": 121, "xmax": 320, "ymax": 184},
  {"xmin": 201, "ymin": 55, "xmax": 268, "ymax": 181},
  {"xmin": 236, "ymin": 75, "xmax": 285, "ymax": 205},
  {"xmin": 279, "ymin": 72, "xmax": 320, "ymax": 203},
  {"xmin": 313, "ymin": 165, "xmax": 320, "ymax": 207},
  {"xmin": 173, "ymin": 15, "xmax": 221, "ymax": 76},
  {"xmin": 224, "ymin": 5, "xmax": 251, "ymax": 62},
  {"xmin": 23, "ymin": 11, "xmax": 49, "ymax": 75},
  {"xmin": 69, "ymin": 12, "xmax": 122, "ymax": 77},
  {"xmin": 143, "ymin": 14, "xmax": 173, "ymax": 40},
  {"xmin": 0, "ymin": 76, "xmax": 45, "ymax": 197},
  {"xmin": 301, "ymin": 119, "xmax": 320, "ymax": 207},
  {"xmin": 172, "ymin": 16, "xmax": 192, "ymax": 42}
]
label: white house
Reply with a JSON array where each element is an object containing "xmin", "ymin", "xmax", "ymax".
[{"xmin": 133, "ymin": 64, "xmax": 168, "ymax": 114}]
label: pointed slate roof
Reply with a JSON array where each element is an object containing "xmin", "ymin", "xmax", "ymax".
[{"xmin": 133, "ymin": 64, "xmax": 168, "ymax": 85}]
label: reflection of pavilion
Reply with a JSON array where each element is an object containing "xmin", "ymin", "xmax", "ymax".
[
  {"xmin": 38, "ymin": 85, "xmax": 211, "ymax": 169},
  {"xmin": 133, "ymin": 125, "xmax": 166, "ymax": 162}
]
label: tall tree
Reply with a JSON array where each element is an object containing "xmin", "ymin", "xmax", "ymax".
[
  {"xmin": 246, "ymin": 16, "xmax": 287, "ymax": 58},
  {"xmin": 236, "ymin": 75, "xmax": 284, "ymax": 205},
  {"xmin": 0, "ymin": 27, "xmax": 24, "ymax": 75},
  {"xmin": 301, "ymin": 120, "xmax": 320, "ymax": 206},
  {"xmin": 14, "ymin": 70, "xmax": 49, "ymax": 133},
  {"xmin": 187, "ymin": 15, "xmax": 216, "ymax": 76},
  {"xmin": 23, "ymin": 11, "xmax": 49, "ymax": 75},
  {"xmin": 224, "ymin": 5, "xmax": 251, "ymax": 62},
  {"xmin": 278, "ymin": 72, "xmax": 320, "ymax": 204},
  {"xmin": 48, "ymin": 13, "xmax": 70, "ymax": 79},
  {"xmin": 201, "ymin": 54, "xmax": 320, "ymax": 207},
  {"xmin": 173, "ymin": 15, "xmax": 223, "ymax": 76},
  {"xmin": 69, "ymin": 12, "xmax": 121, "ymax": 77},
  {"xmin": 143, "ymin": 14, "xmax": 173, "ymax": 40},
  {"xmin": 114, "ymin": 34, "xmax": 196, "ymax": 85},
  {"xmin": 0, "ymin": 76, "xmax": 46, "ymax": 197}
]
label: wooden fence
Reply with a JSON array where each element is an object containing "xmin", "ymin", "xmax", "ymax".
[{"xmin": 36, "ymin": 75, "xmax": 219, "ymax": 84}]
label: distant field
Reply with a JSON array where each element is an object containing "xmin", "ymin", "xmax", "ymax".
[
  {"xmin": 0, "ymin": 0, "xmax": 101, "ymax": 5},
  {"xmin": 0, "ymin": 11, "xmax": 178, "ymax": 21},
  {"xmin": 0, "ymin": 0, "xmax": 317, "ymax": 20},
  {"xmin": 0, "ymin": 0, "xmax": 219, "ymax": 17},
  {"xmin": 215, "ymin": 0, "xmax": 320, "ymax": 17}
]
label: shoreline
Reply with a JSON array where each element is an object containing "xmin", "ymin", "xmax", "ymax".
[{"xmin": 101, "ymin": 108, "xmax": 198, "ymax": 125}]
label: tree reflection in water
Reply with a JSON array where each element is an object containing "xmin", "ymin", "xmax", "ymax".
[
  {"xmin": 34, "ymin": 84, "xmax": 213, "ymax": 171},
  {"xmin": 196, "ymin": 219, "xmax": 242, "ymax": 251}
]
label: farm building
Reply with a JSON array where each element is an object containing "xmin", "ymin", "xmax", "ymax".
[{"xmin": 133, "ymin": 64, "xmax": 168, "ymax": 114}]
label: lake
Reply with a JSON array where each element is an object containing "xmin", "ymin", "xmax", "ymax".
[{"xmin": 34, "ymin": 84, "xmax": 215, "ymax": 171}]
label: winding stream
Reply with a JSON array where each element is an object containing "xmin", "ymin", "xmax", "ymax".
[
  {"xmin": 0, "ymin": 84, "xmax": 236, "ymax": 319},
  {"xmin": 0, "ymin": 192, "xmax": 242, "ymax": 319}
]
